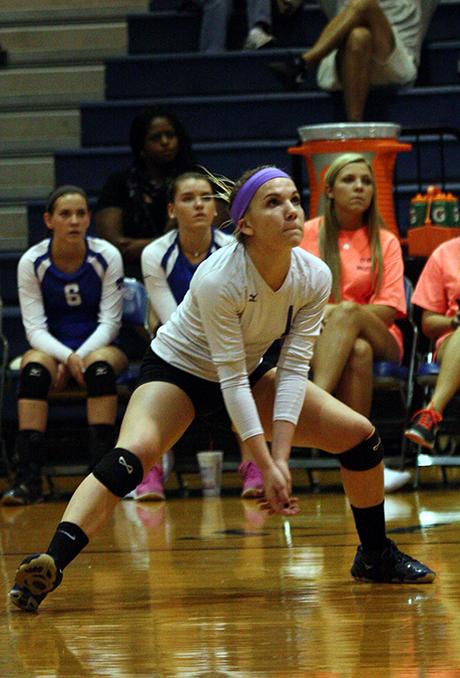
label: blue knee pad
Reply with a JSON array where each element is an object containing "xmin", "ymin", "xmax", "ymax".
[
  {"xmin": 92, "ymin": 448, "xmax": 143, "ymax": 497},
  {"xmin": 84, "ymin": 361, "xmax": 116, "ymax": 397},
  {"xmin": 18, "ymin": 362, "xmax": 52, "ymax": 400},
  {"xmin": 338, "ymin": 430, "xmax": 383, "ymax": 471}
]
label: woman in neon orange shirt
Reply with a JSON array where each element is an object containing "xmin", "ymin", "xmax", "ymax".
[
  {"xmin": 404, "ymin": 237, "xmax": 460, "ymax": 449},
  {"xmin": 300, "ymin": 153, "xmax": 411, "ymax": 492}
]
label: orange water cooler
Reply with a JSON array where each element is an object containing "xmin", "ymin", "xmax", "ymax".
[{"xmin": 289, "ymin": 123, "xmax": 412, "ymax": 239}]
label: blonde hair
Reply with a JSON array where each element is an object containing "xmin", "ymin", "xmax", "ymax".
[{"xmin": 320, "ymin": 153, "xmax": 385, "ymax": 301}]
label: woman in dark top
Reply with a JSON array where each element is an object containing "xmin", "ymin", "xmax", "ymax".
[{"xmin": 95, "ymin": 107, "xmax": 196, "ymax": 278}]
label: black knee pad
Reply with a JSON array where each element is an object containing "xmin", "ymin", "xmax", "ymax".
[
  {"xmin": 92, "ymin": 447, "xmax": 143, "ymax": 497},
  {"xmin": 338, "ymin": 429, "xmax": 383, "ymax": 471},
  {"xmin": 18, "ymin": 362, "xmax": 52, "ymax": 400},
  {"xmin": 84, "ymin": 361, "xmax": 117, "ymax": 397}
]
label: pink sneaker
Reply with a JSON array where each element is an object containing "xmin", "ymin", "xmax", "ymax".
[
  {"xmin": 135, "ymin": 465, "xmax": 165, "ymax": 501},
  {"xmin": 238, "ymin": 461, "xmax": 264, "ymax": 498}
]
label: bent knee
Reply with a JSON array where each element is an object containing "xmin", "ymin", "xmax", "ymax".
[
  {"xmin": 84, "ymin": 347, "xmax": 128, "ymax": 374},
  {"xmin": 329, "ymin": 301, "xmax": 362, "ymax": 326},
  {"xmin": 345, "ymin": 26, "xmax": 373, "ymax": 54},
  {"xmin": 350, "ymin": 338, "xmax": 373, "ymax": 364},
  {"xmin": 347, "ymin": 0, "xmax": 380, "ymax": 20},
  {"xmin": 21, "ymin": 350, "xmax": 57, "ymax": 378}
]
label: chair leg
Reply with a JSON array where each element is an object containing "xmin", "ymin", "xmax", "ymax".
[
  {"xmin": 305, "ymin": 468, "xmax": 319, "ymax": 489},
  {"xmin": 174, "ymin": 469, "xmax": 189, "ymax": 496},
  {"xmin": 45, "ymin": 473, "xmax": 56, "ymax": 499},
  {"xmin": 399, "ymin": 434, "xmax": 410, "ymax": 470},
  {"xmin": 414, "ymin": 448, "xmax": 421, "ymax": 490},
  {"xmin": 0, "ymin": 438, "xmax": 11, "ymax": 480}
]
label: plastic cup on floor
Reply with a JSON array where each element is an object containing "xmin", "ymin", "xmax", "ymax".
[{"xmin": 197, "ymin": 451, "xmax": 223, "ymax": 497}]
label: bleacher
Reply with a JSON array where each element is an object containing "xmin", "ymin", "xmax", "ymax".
[{"xmin": 1, "ymin": 0, "xmax": 460, "ymax": 483}]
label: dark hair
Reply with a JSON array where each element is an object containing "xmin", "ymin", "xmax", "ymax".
[
  {"xmin": 129, "ymin": 106, "xmax": 195, "ymax": 170},
  {"xmin": 166, "ymin": 171, "xmax": 213, "ymax": 202},
  {"xmin": 46, "ymin": 185, "xmax": 89, "ymax": 214}
]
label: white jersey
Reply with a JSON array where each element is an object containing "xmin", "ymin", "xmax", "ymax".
[
  {"xmin": 152, "ymin": 242, "xmax": 331, "ymax": 441},
  {"xmin": 141, "ymin": 227, "xmax": 233, "ymax": 325},
  {"xmin": 18, "ymin": 236, "xmax": 124, "ymax": 364}
]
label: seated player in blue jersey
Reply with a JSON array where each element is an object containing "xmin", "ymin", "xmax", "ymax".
[
  {"xmin": 1, "ymin": 185, "xmax": 129, "ymax": 506},
  {"xmin": 134, "ymin": 171, "xmax": 264, "ymax": 500}
]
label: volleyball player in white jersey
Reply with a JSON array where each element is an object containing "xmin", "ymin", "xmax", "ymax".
[
  {"xmin": 9, "ymin": 167, "xmax": 434, "ymax": 612},
  {"xmin": 1, "ymin": 186, "xmax": 128, "ymax": 506},
  {"xmin": 135, "ymin": 171, "xmax": 264, "ymax": 499}
]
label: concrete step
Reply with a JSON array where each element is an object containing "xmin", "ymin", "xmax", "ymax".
[
  {"xmin": 0, "ymin": 109, "xmax": 80, "ymax": 153},
  {"xmin": 0, "ymin": 64, "xmax": 105, "ymax": 107},
  {"xmin": 0, "ymin": 155, "xmax": 54, "ymax": 200},
  {"xmin": 105, "ymin": 42, "xmax": 460, "ymax": 103},
  {"xmin": 54, "ymin": 139, "xmax": 300, "ymax": 194},
  {"xmin": 80, "ymin": 86, "xmax": 460, "ymax": 148},
  {"xmin": 0, "ymin": 204, "xmax": 28, "ymax": 250},
  {"xmin": 0, "ymin": 0, "xmax": 149, "ymax": 23},
  {"xmin": 106, "ymin": 49, "xmax": 316, "ymax": 99},
  {"xmin": 129, "ymin": 3, "xmax": 460, "ymax": 54},
  {"xmin": 0, "ymin": 21, "xmax": 126, "ymax": 64}
]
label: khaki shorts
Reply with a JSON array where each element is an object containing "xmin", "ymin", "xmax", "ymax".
[{"xmin": 317, "ymin": 28, "xmax": 418, "ymax": 91}]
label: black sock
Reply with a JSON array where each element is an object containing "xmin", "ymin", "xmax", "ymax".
[
  {"xmin": 351, "ymin": 501, "xmax": 388, "ymax": 552},
  {"xmin": 47, "ymin": 521, "xmax": 89, "ymax": 570}
]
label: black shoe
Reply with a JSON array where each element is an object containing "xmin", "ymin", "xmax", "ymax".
[
  {"xmin": 9, "ymin": 553, "xmax": 63, "ymax": 612},
  {"xmin": 351, "ymin": 539, "xmax": 435, "ymax": 583},
  {"xmin": 269, "ymin": 54, "xmax": 307, "ymax": 91},
  {"xmin": 1, "ymin": 481, "xmax": 44, "ymax": 506}
]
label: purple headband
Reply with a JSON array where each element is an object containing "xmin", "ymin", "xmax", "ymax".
[{"xmin": 230, "ymin": 167, "xmax": 291, "ymax": 224}]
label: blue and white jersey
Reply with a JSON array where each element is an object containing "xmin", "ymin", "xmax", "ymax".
[
  {"xmin": 141, "ymin": 227, "xmax": 233, "ymax": 325},
  {"xmin": 18, "ymin": 237, "xmax": 124, "ymax": 363}
]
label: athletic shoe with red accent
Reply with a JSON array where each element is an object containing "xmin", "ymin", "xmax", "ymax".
[
  {"xmin": 9, "ymin": 553, "xmax": 62, "ymax": 612},
  {"xmin": 239, "ymin": 461, "xmax": 264, "ymax": 498},
  {"xmin": 404, "ymin": 408, "xmax": 443, "ymax": 450},
  {"xmin": 135, "ymin": 464, "xmax": 165, "ymax": 501}
]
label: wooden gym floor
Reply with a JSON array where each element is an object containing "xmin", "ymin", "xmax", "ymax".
[{"xmin": 1, "ymin": 468, "xmax": 460, "ymax": 677}]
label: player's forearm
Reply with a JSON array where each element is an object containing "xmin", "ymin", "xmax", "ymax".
[
  {"xmin": 241, "ymin": 434, "xmax": 276, "ymax": 472},
  {"xmin": 422, "ymin": 312, "xmax": 455, "ymax": 339},
  {"xmin": 270, "ymin": 419, "xmax": 296, "ymax": 463}
]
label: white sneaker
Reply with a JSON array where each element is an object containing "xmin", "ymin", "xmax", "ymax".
[
  {"xmin": 384, "ymin": 467, "xmax": 412, "ymax": 493},
  {"xmin": 244, "ymin": 26, "xmax": 275, "ymax": 50}
]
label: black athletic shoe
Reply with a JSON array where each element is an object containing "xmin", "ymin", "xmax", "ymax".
[
  {"xmin": 269, "ymin": 54, "xmax": 308, "ymax": 91},
  {"xmin": 351, "ymin": 539, "xmax": 435, "ymax": 583},
  {"xmin": 9, "ymin": 553, "xmax": 63, "ymax": 612},
  {"xmin": 1, "ymin": 481, "xmax": 44, "ymax": 506}
]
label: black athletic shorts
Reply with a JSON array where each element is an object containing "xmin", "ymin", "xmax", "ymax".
[{"xmin": 136, "ymin": 348, "xmax": 275, "ymax": 427}]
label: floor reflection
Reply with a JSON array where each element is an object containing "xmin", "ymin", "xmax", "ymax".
[{"xmin": 1, "ymin": 491, "xmax": 459, "ymax": 676}]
